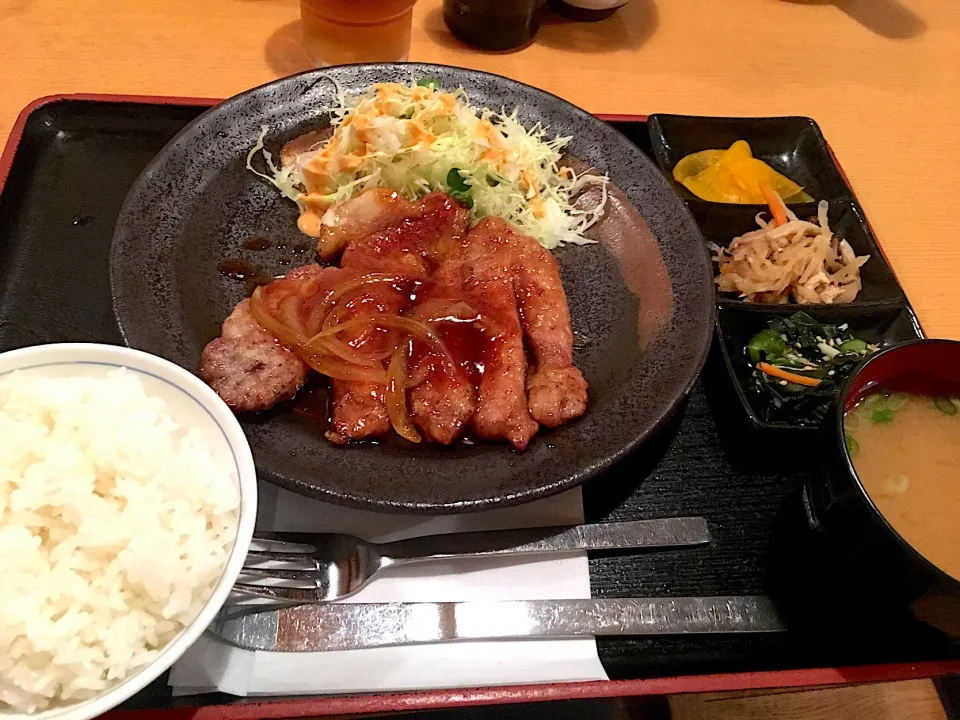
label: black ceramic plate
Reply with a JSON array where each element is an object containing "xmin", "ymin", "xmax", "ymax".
[{"xmin": 111, "ymin": 64, "xmax": 714, "ymax": 513}]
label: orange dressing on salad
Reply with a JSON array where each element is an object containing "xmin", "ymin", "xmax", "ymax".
[{"xmin": 298, "ymin": 211, "xmax": 324, "ymax": 238}]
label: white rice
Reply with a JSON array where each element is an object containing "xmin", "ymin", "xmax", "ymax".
[{"xmin": 0, "ymin": 369, "xmax": 240, "ymax": 713}]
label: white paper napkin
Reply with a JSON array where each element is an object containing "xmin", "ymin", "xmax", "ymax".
[{"xmin": 169, "ymin": 481, "xmax": 608, "ymax": 696}]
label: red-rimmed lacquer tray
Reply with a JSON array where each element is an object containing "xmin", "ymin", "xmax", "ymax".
[{"xmin": 0, "ymin": 95, "xmax": 957, "ymax": 719}]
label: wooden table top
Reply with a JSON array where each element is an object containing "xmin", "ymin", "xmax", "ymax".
[{"xmin": 1, "ymin": 0, "xmax": 957, "ymax": 336}]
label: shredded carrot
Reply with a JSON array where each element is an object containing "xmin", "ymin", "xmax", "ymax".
[
  {"xmin": 409, "ymin": 123, "xmax": 436, "ymax": 145},
  {"xmin": 757, "ymin": 362, "xmax": 822, "ymax": 387},
  {"xmin": 760, "ymin": 181, "xmax": 788, "ymax": 227}
]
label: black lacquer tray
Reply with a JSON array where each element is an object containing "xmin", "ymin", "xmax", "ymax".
[{"xmin": 0, "ymin": 96, "xmax": 956, "ymax": 719}]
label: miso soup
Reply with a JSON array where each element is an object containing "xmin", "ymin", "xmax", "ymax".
[{"xmin": 844, "ymin": 387, "xmax": 960, "ymax": 581}]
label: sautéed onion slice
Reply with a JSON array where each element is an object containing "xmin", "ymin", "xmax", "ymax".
[
  {"xmin": 386, "ymin": 341, "xmax": 421, "ymax": 443},
  {"xmin": 250, "ymin": 278, "xmax": 460, "ymax": 434}
]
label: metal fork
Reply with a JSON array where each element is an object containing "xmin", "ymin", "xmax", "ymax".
[{"xmin": 229, "ymin": 517, "xmax": 710, "ymax": 608}]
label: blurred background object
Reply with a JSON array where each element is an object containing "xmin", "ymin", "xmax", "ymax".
[
  {"xmin": 549, "ymin": 0, "xmax": 632, "ymax": 21},
  {"xmin": 300, "ymin": 0, "xmax": 419, "ymax": 65},
  {"xmin": 442, "ymin": 0, "xmax": 547, "ymax": 50}
]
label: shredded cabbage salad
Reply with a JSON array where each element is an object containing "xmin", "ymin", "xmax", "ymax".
[{"xmin": 247, "ymin": 78, "xmax": 609, "ymax": 249}]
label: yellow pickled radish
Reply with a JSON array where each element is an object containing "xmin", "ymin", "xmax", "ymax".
[
  {"xmin": 721, "ymin": 139, "xmax": 753, "ymax": 164},
  {"xmin": 671, "ymin": 149, "xmax": 724, "ymax": 181},
  {"xmin": 672, "ymin": 140, "xmax": 814, "ymax": 204}
]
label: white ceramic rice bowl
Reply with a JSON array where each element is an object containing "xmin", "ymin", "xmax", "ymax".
[{"xmin": 0, "ymin": 343, "xmax": 257, "ymax": 720}]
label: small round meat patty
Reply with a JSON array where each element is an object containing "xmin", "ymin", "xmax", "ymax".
[{"xmin": 199, "ymin": 299, "xmax": 308, "ymax": 412}]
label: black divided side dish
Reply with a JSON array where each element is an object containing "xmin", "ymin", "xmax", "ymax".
[
  {"xmin": 647, "ymin": 113, "xmax": 923, "ymax": 434},
  {"xmin": 648, "ymin": 114, "xmax": 852, "ymax": 207},
  {"xmin": 716, "ymin": 304, "xmax": 923, "ymax": 435},
  {"xmin": 687, "ymin": 200, "xmax": 905, "ymax": 305},
  {"xmin": 0, "ymin": 100, "xmax": 954, "ymax": 711}
]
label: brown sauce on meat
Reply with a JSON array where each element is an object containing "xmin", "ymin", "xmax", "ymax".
[
  {"xmin": 434, "ymin": 317, "xmax": 489, "ymax": 386},
  {"xmin": 205, "ymin": 189, "xmax": 585, "ymax": 449},
  {"xmin": 243, "ymin": 236, "xmax": 272, "ymax": 251}
]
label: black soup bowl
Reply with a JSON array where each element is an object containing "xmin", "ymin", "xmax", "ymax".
[{"xmin": 810, "ymin": 339, "xmax": 960, "ymax": 639}]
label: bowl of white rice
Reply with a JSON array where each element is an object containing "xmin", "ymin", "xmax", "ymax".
[{"xmin": 0, "ymin": 343, "xmax": 256, "ymax": 719}]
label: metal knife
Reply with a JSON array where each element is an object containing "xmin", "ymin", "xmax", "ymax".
[{"xmin": 213, "ymin": 596, "xmax": 785, "ymax": 652}]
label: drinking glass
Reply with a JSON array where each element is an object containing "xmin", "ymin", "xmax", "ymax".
[{"xmin": 300, "ymin": 0, "xmax": 419, "ymax": 66}]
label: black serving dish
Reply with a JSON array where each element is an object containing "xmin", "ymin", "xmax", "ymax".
[
  {"xmin": 810, "ymin": 339, "xmax": 960, "ymax": 639},
  {"xmin": 647, "ymin": 114, "xmax": 852, "ymax": 208},
  {"xmin": 647, "ymin": 113, "xmax": 925, "ymax": 436},
  {"xmin": 716, "ymin": 303, "xmax": 924, "ymax": 435},
  {"xmin": 0, "ymin": 98, "xmax": 956, "ymax": 715},
  {"xmin": 690, "ymin": 199, "xmax": 906, "ymax": 306}
]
